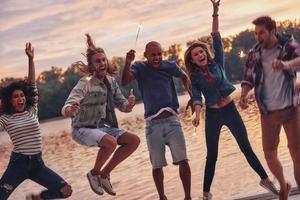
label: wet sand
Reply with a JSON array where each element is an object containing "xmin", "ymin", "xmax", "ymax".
[{"xmin": 0, "ymin": 86, "xmax": 297, "ymax": 200}]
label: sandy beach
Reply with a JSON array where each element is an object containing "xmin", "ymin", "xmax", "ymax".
[{"xmin": 0, "ymin": 86, "xmax": 297, "ymax": 200}]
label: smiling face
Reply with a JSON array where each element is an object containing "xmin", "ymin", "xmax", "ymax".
[
  {"xmin": 144, "ymin": 42, "xmax": 163, "ymax": 69},
  {"xmin": 254, "ymin": 25, "xmax": 275, "ymax": 49},
  {"xmin": 191, "ymin": 46, "xmax": 208, "ymax": 68},
  {"xmin": 91, "ymin": 52, "xmax": 108, "ymax": 80},
  {"xmin": 11, "ymin": 89, "xmax": 26, "ymax": 113}
]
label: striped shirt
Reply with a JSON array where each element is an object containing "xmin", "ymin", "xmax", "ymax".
[{"xmin": 0, "ymin": 85, "xmax": 41, "ymax": 155}]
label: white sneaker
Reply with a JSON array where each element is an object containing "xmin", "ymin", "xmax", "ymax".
[
  {"xmin": 259, "ymin": 179, "xmax": 279, "ymax": 195},
  {"xmin": 86, "ymin": 171, "xmax": 104, "ymax": 195},
  {"xmin": 100, "ymin": 175, "xmax": 116, "ymax": 196}
]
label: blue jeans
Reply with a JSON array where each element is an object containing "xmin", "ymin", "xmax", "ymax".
[
  {"xmin": 0, "ymin": 152, "xmax": 69, "ymax": 200},
  {"xmin": 203, "ymin": 101, "xmax": 268, "ymax": 192}
]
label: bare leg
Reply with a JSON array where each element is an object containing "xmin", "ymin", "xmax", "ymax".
[
  {"xmin": 283, "ymin": 108, "xmax": 300, "ymax": 191},
  {"xmin": 153, "ymin": 168, "xmax": 167, "ymax": 200},
  {"xmin": 101, "ymin": 132, "xmax": 140, "ymax": 176},
  {"xmin": 261, "ymin": 115, "xmax": 287, "ymax": 193},
  {"xmin": 91, "ymin": 134, "xmax": 117, "ymax": 175},
  {"xmin": 178, "ymin": 160, "xmax": 191, "ymax": 200}
]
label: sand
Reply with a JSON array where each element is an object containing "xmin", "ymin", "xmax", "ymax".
[{"xmin": 0, "ymin": 86, "xmax": 297, "ymax": 200}]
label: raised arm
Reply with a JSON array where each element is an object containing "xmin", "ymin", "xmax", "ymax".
[
  {"xmin": 122, "ymin": 49, "xmax": 136, "ymax": 85},
  {"xmin": 211, "ymin": 0, "xmax": 220, "ymax": 33},
  {"xmin": 25, "ymin": 43, "xmax": 35, "ymax": 84}
]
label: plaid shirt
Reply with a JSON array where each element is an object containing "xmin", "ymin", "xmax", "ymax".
[{"xmin": 241, "ymin": 34, "xmax": 300, "ymax": 114}]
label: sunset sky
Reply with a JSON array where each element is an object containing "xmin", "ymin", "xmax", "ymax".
[{"xmin": 1, "ymin": 0, "xmax": 300, "ymax": 79}]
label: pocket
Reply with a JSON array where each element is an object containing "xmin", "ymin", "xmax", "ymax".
[
  {"xmin": 9, "ymin": 155, "xmax": 20, "ymax": 164},
  {"xmin": 8, "ymin": 153, "xmax": 23, "ymax": 167},
  {"xmin": 169, "ymin": 117, "xmax": 181, "ymax": 128},
  {"xmin": 72, "ymin": 128, "xmax": 86, "ymax": 145},
  {"xmin": 36, "ymin": 155, "xmax": 44, "ymax": 165},
  {"xmin": 145, "ymin": 124, "xmax": 153, "ymax": 136}
]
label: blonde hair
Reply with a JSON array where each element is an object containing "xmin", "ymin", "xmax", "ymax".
[{"xmin": 72, "ymin": 33, "xmax": 108, "ymax": 75}]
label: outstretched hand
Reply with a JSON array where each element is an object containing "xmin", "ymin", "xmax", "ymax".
[{"xmin": 25, "ymin": 42, "xmax": 34, "ymax": 59}]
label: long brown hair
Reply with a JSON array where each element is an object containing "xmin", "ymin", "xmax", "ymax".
[
  {"xmin": 184, "ymin": 41, "xmax": 214, "ymax": 76},
  {"xmin": 72, "ymin": 33, "xmax": 108, "ymax": 75}
]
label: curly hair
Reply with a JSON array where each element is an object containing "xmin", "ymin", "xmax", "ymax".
[
  {"xmin": 0, "ymin": 80, "xmax": 38, "ymax": 114},
  {"xmin": 184, "ymin": 41, "xmax": 214, "ymax": 76}
]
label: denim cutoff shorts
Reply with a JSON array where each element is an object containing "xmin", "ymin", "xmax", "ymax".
[
  {"xmin": 72, "ymin": 126, "xmax": 126, "ymax": 147},
  {"xmin": 145, "ymin": 115, "xmax": 188, "ymax": 169}
]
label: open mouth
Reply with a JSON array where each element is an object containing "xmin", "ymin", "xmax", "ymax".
[
  {"xmin": 200, "ymin": 57, "xmax": 206, "ymax": 62},
  {"xmin": 98, "ymin": 66, "xmax": 107, "ymax": 71},
  {"xmin": 153, "ymin": 61, "xmax": 160, "ymax": 65},
  {"xmin": 258, "ymin": 40, "xmax": 264, "ymax": 45},
  {"xmin": 17, "ymin": 103, "xmax": 24, "ymax": 107}
]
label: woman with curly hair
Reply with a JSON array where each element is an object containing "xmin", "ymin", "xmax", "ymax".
[
  {"xmin": 0, "ymin": 43, "xmax": 72, "ymax": 200},
  {"xmin": 184, "ymin": 0, "xmax": 278, "ymax": 199},
  {"xmin": 62, "ymin": 34, "xmax": 140, "ymax": 196}
]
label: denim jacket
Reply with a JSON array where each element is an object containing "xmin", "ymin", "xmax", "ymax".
[
  {"xmin": 62, "ymin": 75, "xmax": 129, "ymax": 128},
  {"xmin": 191, "ymin": 32, "xmax": 235, "ymax": 107},
  {"xmin": 241, "ymin": 34, "xmax": 300, "ymax": 114}
]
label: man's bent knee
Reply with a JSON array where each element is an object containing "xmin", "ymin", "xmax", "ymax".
[
  {"xmin": 130, "ymin": 134, "xmax": 140, "ymax": 149},
  {"xmin": 99, "ymin": 135, "xmax": 117, "ymax": 152}
]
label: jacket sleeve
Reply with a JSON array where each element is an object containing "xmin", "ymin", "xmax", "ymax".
[
  {"xmin": 212, "ymin": 32, "xmax": 224, "ymax": 69},
  {"xmin": 192, "ymin": 80, "xmax": 203, "ymax": 107},
  {"xmin": 241, "ymin": 52, "xmax": 255, "ymax": 89},
  {"xmin": 111, "ymin": 79, "xmax": 129, "ymax": 112}
]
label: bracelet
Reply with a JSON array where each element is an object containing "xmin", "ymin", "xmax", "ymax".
[{"xmin": 212, "ymin": 14, "xmax": 219, "ymax": 17}]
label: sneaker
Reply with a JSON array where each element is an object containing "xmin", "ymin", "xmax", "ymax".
[
  {"xmin": 86, "ymin": 171, "xmax": 104, "ymax": 195},
  {"xmin": 100, "ymin": 175, "xmax": 116, "ymax": 196},
  {"xmin": 259, "ymin": 179, "xmax": 279, "ymax": 195},
  {"xmin": 202, "ymin": 192, "xmax": 212, "ymax": 200}
]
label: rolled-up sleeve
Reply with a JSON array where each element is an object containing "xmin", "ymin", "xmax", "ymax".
[
  {"xmin": 111, "ymin": 79, "xmax": 129, "ymax": 112},
  {"xmin": 241, "ymin": 53, "xmax": 254, "ymax": 89},
  {"xmin": 192, "ymin": 81, "xmax": 203, "ymax": 107},
  {"xmin": 212, "ymin": 32, "xmax": 224, "ymax": 68}
]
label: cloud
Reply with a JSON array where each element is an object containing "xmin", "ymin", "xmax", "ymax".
[{"xmin": 1, "ymin": 0, "xmax": 300, "ymax": 79}]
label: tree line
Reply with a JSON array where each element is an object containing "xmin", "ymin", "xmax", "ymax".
[{"xmin": 1, "ymin": 19, "xmax": 299, "ymax": 120}]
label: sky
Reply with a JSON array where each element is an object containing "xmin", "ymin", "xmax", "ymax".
[{"xmin": 0, "ymin": 0, "xmax": 300, "ymax": 79}]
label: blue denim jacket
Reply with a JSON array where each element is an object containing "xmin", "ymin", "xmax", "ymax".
[{"xmin": 191, "ymin": 32, "xmax": 235, "ymax": 107}]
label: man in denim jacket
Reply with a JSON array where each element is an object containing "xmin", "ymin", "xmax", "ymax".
[
  {"xmin": 240, "ymin": 16, "xmax": 300, "ymax": 199},
  {"xmin": 62, "ymin": 34, "xmax": 140, "ymax": 197}
]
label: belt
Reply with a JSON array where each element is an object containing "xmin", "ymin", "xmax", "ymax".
[{"xmin": 151, "ymin": 111, "xmax": 174, "ymax": 121}]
